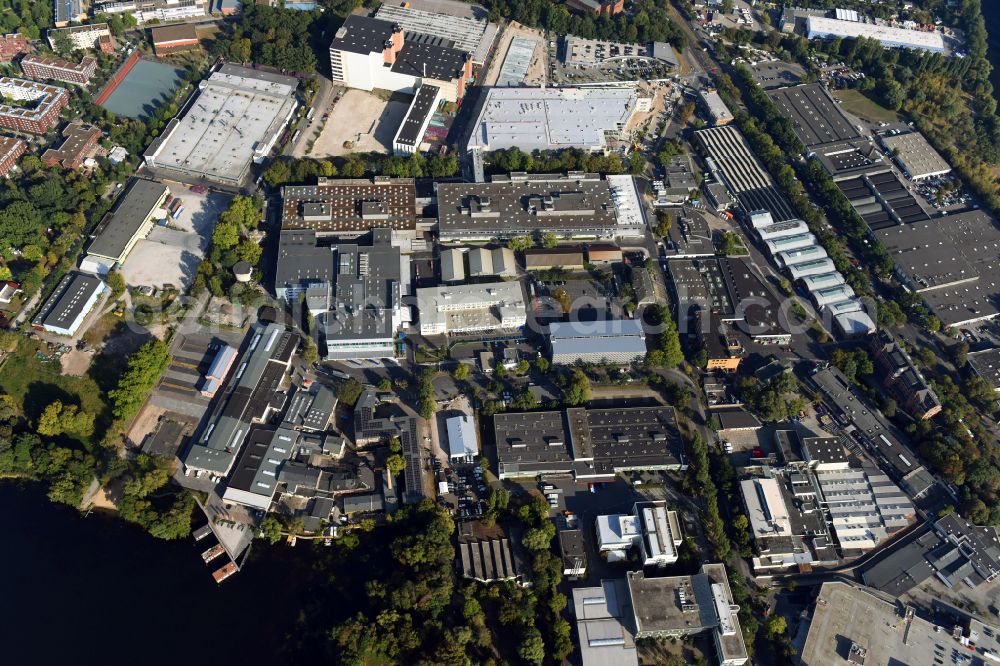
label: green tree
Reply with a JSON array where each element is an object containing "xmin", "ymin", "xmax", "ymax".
[
  {"xmin": 235, "ymin": 238, "xmax": 263, "ymax": 266},
  {"xmin": 765, "ymin": 615, "xmax": 787, "ymax": 639},
  {"xmin": 518, "ymin": 626, "xmax": 545, "ymax": 666},
  {"xmin": 108, "ymin": 339, "xmax": 171, "ymax": 421},
  {"xmin": 452, "ymin": 363, "xmax": 470, "ymax": 381},
  {"xmin": 302, "ymin": 336, "xmax": 319, "ymax": 365},
  {"xmin": 211, "ymin": 221, "xmax": 240, "ymax": 251},
  {"xmin": 106, "ymin": 270, "xmax": 126, "ymax": 297},
  {"xmin": 259, "ymin": 515, "xmax": 283, "ymax": 544},
  {"xmin": 563, "ymin": 369, "xmax": 591, "ymax": 405},
  {"xmin": 386, "ymin": 453, "xmax": 405, "ymax": 476},
  {"xmin": 540, "ymin": 232, "xmax": 558, "ymax": 248},
  {"xmin": 337, "ymin": 378, "xmax": 364, "ymax": 406},
  {"xmin": 507, "ymin": 235, "xmax": 533, "ymax": 252}
]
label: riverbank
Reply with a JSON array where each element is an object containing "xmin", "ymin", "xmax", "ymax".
[{"xmin": 0, "ymin": 481, "xmax": 309, "ymax": 665}]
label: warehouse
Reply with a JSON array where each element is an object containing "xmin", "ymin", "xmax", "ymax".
[
  {"xmin": 765, "ymin": 232, "xmax": 818, "ymax": 255},
  {"xmin": 523, "ymin": 249, "xmax": 585, "ymax": 271},
  {"xmin": 776, "ymin": 244, "xmax": 827, "ymax": 268},
  {"xmin": 440, "ymin": 248, "xmax": 465, "ymax": 283},
  {"xmin": 81, "ymin": 178, "xmax": 169, "ymax": 275},
  {"xmin": 879, "ymin": 131, "xmax": 951, "ymax": 181},
  {"xmin": 787, "ymin": 257, "xmax": 837, "ymax": 281},
  {"xmin": 143, "ymin": 64, "xmax": 298, "ymax": 186},
  {"xmin": 699, "ymin": 89, "xmax": 733, "ymax": 126},
  {"xmin": 810, "ymin": 284, "xmax": 855, "ymax": 308},
  {"xmin": 465, "ymin": 87, "xmax": 642, "ymax": 152},
  {"xmin": 436, "ymin": 173, "xmax": 619, "ymax": 241},
  {"xmin": 766, "ymin": 83, "xmax": 863, "ymax": 149},
  {"xmin": 494, "ymin": 406, "xmax": 685, "ymax": 480},
  {"xmin": 806, "ymin": 16, "xmax": 945, "ymax": 53},
  {"xmin": 32, "ymin": 271, "xmax": 106, "ymax": 336},
  {"xmin": 150, "ymin": 24, "xmax": 200, "ymax": 56},
  {"xmin": 468, "ymin": 247, "xmax": 516, "ymax": 278},
  {"xmin": 547, "ymin": 319, "xmax": 647, "ymax": 365},
  {"xmin": 328, "ymin": 15, "xmax": 472, "ymax": 103}
]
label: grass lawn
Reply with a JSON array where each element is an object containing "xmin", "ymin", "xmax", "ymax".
[
  {"xmin": 0, "ymin": 338, "xmax": 108, "ymax": 436},
  {"xmin": 831, "ymin": 89, "xmax": 900, "ymax": 125}
]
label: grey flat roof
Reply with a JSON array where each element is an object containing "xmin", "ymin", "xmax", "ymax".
[
  {"xmin": 280, "ymin": 178, "xmax": 416, "ymax": 234},
  {"xmin": 88, "ymin": 178, "xmax": 167, "ymax": 260},
  {"xmin": 374, "ymin": 2, "xmax": 495, "ymax": 60},
  {"xmin": 967, "ymin": 347, "xmax": 1000, "ymax": 390},
  {"xmin": 881, "ymin": 131, "xmax": 951, "ymax": 178},
  {"xmin": 713, "ymin": 407, "xmax": 761, "ymax": 431},
  {"xmin": 549, "ymin": 319, "xmax": 646, "ymax": 358},
  {"xmin": 33, "ymin": 271, "xmax": 103, "ymax": 331},
  {"xmin": 396, "ymin": 84, "xmax": 440, "ymax": 146},
  {"xmin": 437, "ymin": 173, "xmax": 617, "ymax": 237},
  {"xmin": 495, "ymin": 406, "xmax": 684, "ymax": 479},
  {"xmin": 766, "ymin": 83, "xmax": 862, "ymax": 148},
  {"xmin": 275, "ymin": 229, "xmax": 335, "ymax": 292}
]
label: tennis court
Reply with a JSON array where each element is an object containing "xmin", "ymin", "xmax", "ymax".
[{"xmin": 99, "ymin": 58, "xmax": 185, "ymax": 119}]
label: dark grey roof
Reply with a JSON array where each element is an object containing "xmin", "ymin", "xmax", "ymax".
[
  {"xmin": 967, "ymin": 348, "xmax": 1000, "ymax": 390},
  {"xmin": 283, "ymin": 385, "xmax": 337, "ymax": 431},
  {"xmin": 33, "ymin": 271, "xmax": 103, "ymax": 332},
  {"xmin": 801, "ymin": 436, "xmax": 848, "ymax": 465},
  {"xmin": 88, "ymin": 178, "xmax": 168, "ymax": 260},
  {"xmin": 55, "ymin": 0, "xmax": 81, "ymax": 23},
  {"xmin": 331, "ymin": 15, "xmax": 468, "ymax": 81},
  {"xmin": 275, "ymin": 229, "xmax": 335, "ymax": 293},
  {"xmin": 766, "ymin": 83, "xmax": 863, "ymax": 149},
  {"xmin": 342, "ymin": 491, "xmax": 384, "ymax": 514},
  {"xmin": 396, "ymin": 84, "xmax": 439, "ymax": 146},
  {"xmin": 227, "ymin": 427, "xmax": 299, "ymax": 501},
  {"xmin": 330, "ymin": 15, "xmax": 398, "ymax": 56},
  {"xmin": 713, "ymin": 407, "xmax": 761, "ymax": 431}
]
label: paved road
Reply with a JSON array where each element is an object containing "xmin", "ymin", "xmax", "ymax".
[{"xmin": 287, "ymin": 74, "xmax": 336, "ymax": 158}]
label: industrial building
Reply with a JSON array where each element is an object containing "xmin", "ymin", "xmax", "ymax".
[
  {"xmin": 92, "ymin": 0, "xmax": 208, "ymax": 23},
  {"xmin": 457, "ymin": 535, "xmax": 526, "ymax": 584},
  {"xmin": 328, "ymin": 15, "xmax": 472, "ymax": 103},
  {"xmin": 81, "ymin": 178, "xmax": 169, "ymax": 275},
  {"xmin": 860, "ymin": 512, "xmax": 1000, "ymax": 597},
  {"xmin": 32, "ymin": 271, "xmax": 106, "ymax": 336},
  {"xmin": 799, "ymin": 581, "xmax": 955, "ymax": 666},
  {"xmin": 275, "ymin": 228, "xmax": 411, "ymax": 360},
  {"xmin": 42, "ymin": 122, "xmax": 102, "ymax": 169},
  {"xmin": 0, "ymin": 136, "xmax": 26, "ymax": 178},
  {"xmin": 875, "ymin": 209, "xmax": 1000, "ymax": 326},
  {"xmin": 523, "ymin": 248, "xmax": 585, "ymax": 271},
  {"xmin": 879, "ymin": 131, "xmax": 952, "ymax": 181},
  {"xmin": 392, "ymin": 83, "xmax": 441, "ymax": 155},
  {"xmin": 416, "ymin": 281, "xmax": 525, "ymax": 335},
  {"xmin": 373, "ymin": 0, "xmax": 498, "ymax": 66},
  {"xmin": 817, "ymin": 464, "xmax": 915, "ymax": 554},
  {"xmin": 566, "ymin": 0, "xmax": 624, "ymax": 16},
  {"xmin": 626, "ymin": 564, "xmax": 749, "ymax": 666},
  {"xmin": 806, "ymin": 15, "xmax": 946, "ymax": 53},
  {"xmin": 560, "ymin": 529, "xmax": 587, "ymax": 577},
  {"xmin": 967, "ymin": 348, "xmax": 1000, "ymax": 393},
  {"xmin": 436, "ymin": 173, "xmax": 621, "ymax": 241},
  {"xmin": 445, "ymin": 414, "xmax": 479, "ymax": 463},
  {"xmin": 493, "ymin": 405, "xmax": 686, "ymax": 480},
  {"xmin": 279, "ymin": 177, "xmax": 416, "ymax": 235},
  {"xmin": 699, "ymin": 89, "xmax": 733, "ymax": 126},
  {"xmin": 440, "ymin": 248, "xmax": 464, "ymax": 283},
  {"xmin": 467, "ymin": 247, "xmax": 516, "ymax": 278},
  {"xmin": 47, "ymin": 24, "xmax": 113, "ymax": 53},
  {"xmin": 465, "ymin": 87, "xmax": 643, "ymax": 153},
  {"xmin": 596, "ymin": 501, "xmax": 682, "ymax": 566},
  {"xmin": 353, "ymin": 389, "xmax": 425, "ymax": 504},
  {"xmin": 143, "ymin": 65, "xmax": 298, "ymax": 186},
  {"xmin": 571, "ymin": 580, "xmax": 638, "ymax": 666},
  {"xmin": 547, "ymin": 319, "xmax": 647, "ymax": 365},
  {"xmin": 21, "ymin": 54, "xmax": 96, "ymax": 86},
  {"xmin": 766, "ymin": 83, "xmax": 863, "ymax": 149},
  {"xmin": 808, "ymin": 365, "xmax": 936, "ymax": 499},
  {"xmin": 0, "ymin": 78, "xmax": 68, "ymax": 134},
  {"xmin": 182, "ymin": 323, "xmax": 297, "ymax": 478}
]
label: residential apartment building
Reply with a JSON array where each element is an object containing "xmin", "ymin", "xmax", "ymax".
[
  {"xmin": 0, "ymin": 33, "xmax": 28, "ymax": 62},
  {"xmin": 868, "ymin": 330, "xmax": 942, "ymax": 420},
  {"xmin": 0, "ymin": 78, "xmax": 69, "ymax": 134},
  {"xmin": 0, "ymin": 136, "xmax": 26, "ymax": 177},
  {"xmin": 42, "ymin": 122, "xmax": 102, "ymax": 169},
  {"xmin": 21, "ymin": 55, "xmax": 97, "ymax": 86},
  {"xmin": 47, "ymin": 24, "xmax": 114, "ymax": 53}
]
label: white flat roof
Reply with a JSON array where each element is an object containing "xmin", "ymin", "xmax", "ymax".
[
  {"xmin": 468, "ymin": 87, "xmax": 638, "ymax": 151},
  {"xmin": 807, "ymin": 16, "xmax": 945, "ymax": 51},
  {"xmin": 740, "ymin": 478, "xmax": 792, "ymax": 537}
]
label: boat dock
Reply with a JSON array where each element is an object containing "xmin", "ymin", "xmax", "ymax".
[
  {"xmin": 201, "ymin": 543, "xmax": 225, "ymax": 563},
  {"xmin": 212, "ymin": 562, "xmax": 238, "ymax": 584},
  {"xmin": 193, "ymin": 524, "xmax": 213, "ymax": 541}
]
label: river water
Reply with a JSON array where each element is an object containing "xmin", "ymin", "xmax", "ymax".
[
  {"xmin": 986, "ymin": 0, "xmax": 1000, "ymax": 95},
  {"xmin": 0, "ymin": 482, "xmax": 308, "ymax": 665}
]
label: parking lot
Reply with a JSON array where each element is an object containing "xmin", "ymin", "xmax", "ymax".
[
  {"xmin": 148, "ymin": 331, "xmax": 244, "ymax": 420},
  {"xmin": 120, "ymin": 184, "xmax": 231, "ymax": 289},
  {"xmin": 308, "ymin": 88, "xmax": 411, "ymax": 157}
]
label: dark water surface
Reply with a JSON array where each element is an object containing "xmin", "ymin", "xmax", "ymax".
[{"xmin": 0, "ymin": 482, "xmax": 307, "ymax": 665}]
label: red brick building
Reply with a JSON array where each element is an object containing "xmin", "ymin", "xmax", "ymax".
[
  {"xmin": 869, "ymin": 330, "xmax": 943, "ymax": 420},
  {"xmin": 21, "ymin": 54, "xmax": 97, "ymax": 86},
  {"xmin": 566, "ymin": 0, "xmax": 625, "ymax": 16},
  {"xmin": 0, "ymin": 34, "xmax": 29, "ymax": 63},
  {"xmin": 42, "ymin": 122, "xmax": 102, "ymax": 169},
  {"xmin": 0, "ymin": 78, "xmax": 69, "ymax": 135},
  {"xmin": 0, "ymin": 136, "xmax": 26, "ymax": 177},
  {"xmin": 150, "ymin": 24, "xmax": 200, "ymax": 56}
]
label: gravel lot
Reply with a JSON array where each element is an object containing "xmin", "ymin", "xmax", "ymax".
[{"xmin": 308, "ymin": 88, "xmax": 411, "ymax": 157}]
